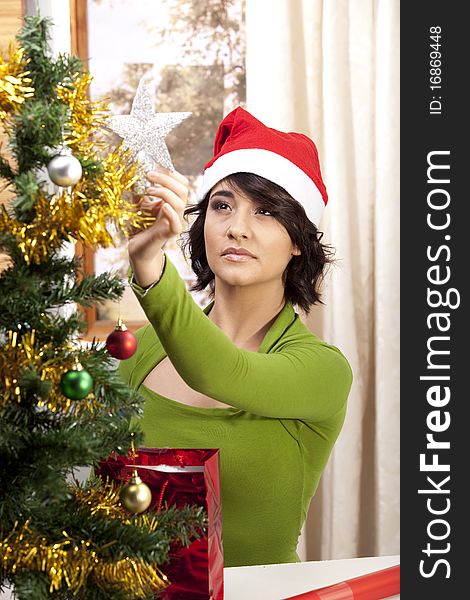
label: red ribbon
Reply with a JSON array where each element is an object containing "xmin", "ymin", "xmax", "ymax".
[{"xmin": 156, "ymin": 480, "xmax": 169, "ymax": 512}]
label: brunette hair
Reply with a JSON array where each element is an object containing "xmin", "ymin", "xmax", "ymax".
[{"xmin": 181, "ymin": 172, "xmax": 335, "ymax": 314}]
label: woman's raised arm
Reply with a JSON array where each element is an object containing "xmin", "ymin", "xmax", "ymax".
[
  {"xmin": 128, "ymin": 169, "xmax": 189, "ymax": 288},
  {"xmin": 132, "ymin": 254, "xmax": 352, "ymax": 423}
]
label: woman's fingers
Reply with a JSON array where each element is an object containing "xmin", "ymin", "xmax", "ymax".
[
  {"xmin": 147, "ymin": 168, "xmax": 189, "ymax": 187},
  {"xmin": 139, "ymin": 196, "xmax": 163, "ymax": 213},
  {"xmin": 128, "ymin": 168, "xmax": 188, "ymax": 250},
  {"xmin": 161, "ymin": 202, "xmax": 184, "ymax": 236},
  {"xmin": 169, "ymin": 169, "xmax": 189, "ymax": 186},
  {"xmin": 145, "ymin": 185, "xmax": 186, "ymax": 214},
  {"xmin": 146, "ymin": 170, "xmax": 188, "ymax": 202},
  {"xmin": 135, "ymin": 194, "xmax": 182, "ymax": 236}
]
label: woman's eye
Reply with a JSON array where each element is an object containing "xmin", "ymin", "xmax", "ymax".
[
  {"xmin": 257, "ymin": 208, "xmax": 273, "ymax": 216},
  {"xmin": 211, "ymin": 201, "xmax": 230, "ymax": 210}
]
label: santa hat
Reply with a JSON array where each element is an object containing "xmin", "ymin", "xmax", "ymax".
[{"xmin": 198, "ymin": 106, "xmax": 327, "ymax": 227}]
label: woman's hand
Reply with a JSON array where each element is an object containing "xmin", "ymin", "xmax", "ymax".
[{"xmin": 128, "ymin": 168, "xmax": 189, "ymax": 287}]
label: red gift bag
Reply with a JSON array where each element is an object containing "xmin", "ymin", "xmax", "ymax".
[{"xmin": 96, "ymin": 448, "xmax": 224, "ymax": 600}]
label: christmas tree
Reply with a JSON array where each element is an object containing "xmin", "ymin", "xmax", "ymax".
[{"xmin": 0, "ymin": 16, "xmax": 205, "ymax": 600}]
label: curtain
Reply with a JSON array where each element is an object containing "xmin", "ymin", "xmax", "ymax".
[{"xmin": 245, "ymin": 0, "xmax": 399, "ymax": 560}]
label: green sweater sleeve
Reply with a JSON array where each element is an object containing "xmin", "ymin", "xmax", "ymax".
[{"xmin": 132, "ymin": 255, "xmax": 353, "ymax": 421}]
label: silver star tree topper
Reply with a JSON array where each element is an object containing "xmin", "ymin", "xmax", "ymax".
[{"xmin": 106, "ymin": 75, "xmax": 191, "ymax": 187}]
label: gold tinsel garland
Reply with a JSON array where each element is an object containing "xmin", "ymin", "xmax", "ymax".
[
  {"xmin": 0, "ymin": 150, "xmax": 150, "ymax": 264},
  {"xmin": 71, "ymin": 147, "xmax": 151, "ymax": 245},
  {"xmin": 0, "ymin": 482, "xmax": 169, "ymax": 596},
  {"xmin": 73, "ymin": 484, "xmax": 172, "ymax": 595},
  {"xmin": 73, "ymin": 477, "xmax": 128, "ymax": 519},
  {"xmin": 0, "ymin": 330, "xmax": 100, "ymax": 414},
  {"xmin": 56, "ymin": 72, "xmax": 108, "ymax": 155},
  {"xmin": 94, "ymin": 558, "xmax": 169, "ymax": 598},
  {"xmin": 0, "ymin": 518, "xmax": 169, "ymax": 597},
  {"xmin": 0, "ymin": 44, "xmax": 34, "ymax": 120},
  {"xmin": 72, "ymin": 477, "xmax": 161, "ymax": 527},
  {"xmin": 0, "ymin": 62, "xmax": 152, "ymax": 264}
]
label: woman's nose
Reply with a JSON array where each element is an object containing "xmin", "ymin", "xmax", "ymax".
[{"xmin": 226, "ymin": 210, "xmax": 251, "ymax": 239}]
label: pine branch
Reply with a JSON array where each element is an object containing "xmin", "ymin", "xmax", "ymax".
[
  {"xmin": 11, "ymin": 16, "xmax": 84, "ymax": 176},
  {"xmin": 12, "ymin": 171, "xmax": 42, "ymax": 222},
  {"xmin": 16, "ymin": 15, "xmax": 52, "ymax": 66},
  {"xmin": 0, "ymin": 152, "xmax": 15, "ymax": 183},
  {"xmin": 148, "ymin": 503, "xmax": 208, "ymax": 550},
  {"xmin": 59, "ymin": 587, "xmax": 154, "ymax": 600},
  {"xmin": 28, "ymin": 312, "xmax": 87, "ymax": 347},
  {"xmin": 10, "ymin": 572, "xmax": 51, "ymax": 600},
  {"xmin": 16, "ymin": 16, "xmax": 83, "ymax": 101},
  {"xmin": 0, "ymin": 257, "xmax": 125, "ymax": 337},
  {"xmin": 71, "ymin": 271, "xmax": 125, "ymax": 307},
  {"xmin": 11, "ymin": 100, "xmax": 68, "ymax": 172}
]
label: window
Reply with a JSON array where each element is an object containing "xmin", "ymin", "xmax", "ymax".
[{"xmin": 70, "ymin": 0, "xmax": 246, "ymax": 338}]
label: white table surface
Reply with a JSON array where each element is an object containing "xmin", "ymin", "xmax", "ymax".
[{"xmin": 224, "ymin": 554, "xmax": 400, "ymax": 600}]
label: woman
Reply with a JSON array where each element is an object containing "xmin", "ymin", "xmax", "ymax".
[{"xmin": 120, "ymin": 107, "xmax": 353, "ymax": 567}]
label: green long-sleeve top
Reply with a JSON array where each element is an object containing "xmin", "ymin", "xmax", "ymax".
[{"xmin": 119, "ymin": 254, "xmax": 353, "ymax": 567}]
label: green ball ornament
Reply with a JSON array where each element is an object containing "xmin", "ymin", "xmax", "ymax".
[{"xmin": 60, "ymin": 366, "xmax": 93, "ymax": 400}]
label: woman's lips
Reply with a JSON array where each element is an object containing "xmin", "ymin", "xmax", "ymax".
[{"xmin": 222, "ymin": 253, "xmax": 256, "ymax": 262}]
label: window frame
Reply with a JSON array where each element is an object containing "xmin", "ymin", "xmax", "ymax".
[{"xmin": 70, "ymin": 0, "xmax": 147, "ymax": 340}]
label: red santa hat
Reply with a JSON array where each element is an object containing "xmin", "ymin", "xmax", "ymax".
[{"xmin": 198, "ymin": 106, "xmax": 327, "ymax": 227}]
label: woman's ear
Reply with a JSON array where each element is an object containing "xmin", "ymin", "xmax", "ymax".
[{"xmin": 292, "ymin": 246, "xmax": 301, "ymax": 256}]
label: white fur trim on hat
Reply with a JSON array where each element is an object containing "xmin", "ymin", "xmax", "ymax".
[{"xmin": 198, "ymin": 148, "xmax": 325, "ymax": 227}]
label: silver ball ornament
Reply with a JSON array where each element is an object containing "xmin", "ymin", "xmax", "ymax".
[{"xmin": 47, "ymin": 154, "xmax": 83, "ymax": 186}]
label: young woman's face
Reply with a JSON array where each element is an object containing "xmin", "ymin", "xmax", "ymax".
[{"xmin": 203, "ymin": 180, "xmax": 300, "ymax": 290}]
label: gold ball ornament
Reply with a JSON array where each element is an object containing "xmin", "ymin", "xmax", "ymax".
[
  {"xmin": 119, "ymin": 469, "xmax": 152, "ymax": 514},
  {"xmin": 47, "ymin": 152, "xmax": 83, "ymax": 186}
]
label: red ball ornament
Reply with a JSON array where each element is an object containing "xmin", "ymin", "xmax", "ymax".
[{"xmin": 106, "ymin": 318, "xmax": 137, "ymax": 360}]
